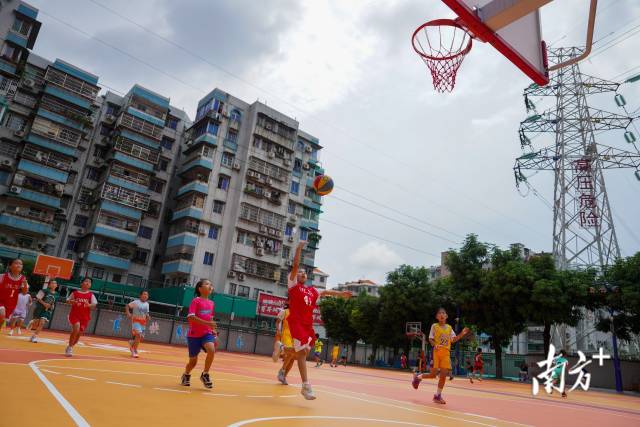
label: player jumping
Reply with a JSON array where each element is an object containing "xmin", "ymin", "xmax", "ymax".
[{"xmin": 411, "ymin": 307, "xmax": 469, "ymax": 404}]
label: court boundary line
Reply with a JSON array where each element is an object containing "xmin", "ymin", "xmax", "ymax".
[
  {"xmin": 28, "ymin": 360, "xmax": 90, "ymax": 427},
  {"xmin": 227, "ymin": 416, "xmax": 439, "ymax": 427}
]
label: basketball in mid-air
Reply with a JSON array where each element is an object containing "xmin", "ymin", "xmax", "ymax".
[{"xmin": 312, "ymin": 175, "xmax": 334, "ymax": 196}]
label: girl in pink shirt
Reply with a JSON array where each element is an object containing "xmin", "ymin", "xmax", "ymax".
[{"xmin": 181, "ymin": 279, "xmax": 217, "ymax": 389}]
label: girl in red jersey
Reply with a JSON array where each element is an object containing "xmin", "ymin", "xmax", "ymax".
[
  {"xmin": 284, "ymin": 242, "xmax": 351, "ymax": 400},
  {"xmin": 0, "ymin": 258, "xmax": 28, "ymax": 331},
  {"xmin": 65, "ymin": 277, "xmax": 97, "ymax": 356}
]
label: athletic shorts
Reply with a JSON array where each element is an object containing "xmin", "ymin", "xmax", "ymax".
[
  {"xmin": 474, "ymin": 364, "xmax": 483, "ymax": 371},
  {"xmin": 287, "ymin": 320, "xmax": 316, "ymax": 352},
  {"xmin": 68, "ymin": 314, "xmax": 89, "ymax": 332},
  {"xmin": 187, "ymin": 333, "xmax": 216, "ymax": 358},
  {"xmin": 313, "ymin": 351, "xmax": 321, "ymax": 358},
  {"xmin": 433, "ymin": 348, "xmax": 452, "ymax": 370},
  {"xmin": 10, "ymin": 310, "xmax": 26, "ymax": 321},
  {"xmin": 132, "ymin": 322, "xmax": 145, "ymax": 336},
  {"xmin": 0, "ymin": 299, "xmax": 16, "ymax": 317},
  {"xmin": 33, "ymin": 306, "xmax": 52, "ymax": 322}
]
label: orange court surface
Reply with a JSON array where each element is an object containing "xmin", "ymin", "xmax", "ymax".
[{"xmin": 1, "ymin": 331, "xmax": 639, "ymax": 427}]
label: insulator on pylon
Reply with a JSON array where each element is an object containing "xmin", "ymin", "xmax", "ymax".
[
  {"xmin": 614, "ymin": 94, "xmax": 626, "ymax": 107},
  {"xmin": 624, "ymin": 131, "xmax": 636, "ymax": 143}
]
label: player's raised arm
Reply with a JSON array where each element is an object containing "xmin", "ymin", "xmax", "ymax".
[{"xmin": 288, "ymin": 241, "xmax": 305, "ymax": 288}]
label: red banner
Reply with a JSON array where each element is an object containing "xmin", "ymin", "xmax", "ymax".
[{"xmin": 256, "ymin": 292, "xmax": 323, "ymax": 325}]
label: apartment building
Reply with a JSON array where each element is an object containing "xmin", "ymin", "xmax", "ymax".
[
  {"xmin": 335, "ymin": 279, "xmax": 381, "ymax": 297},
  {"xmin": 161, "ymin": 88, "xmax": 324, "ymax": 299}
]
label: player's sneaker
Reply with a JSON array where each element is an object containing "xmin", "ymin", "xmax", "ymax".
[
  {"xmin": 180, "ymin": 373, "xmax": 191, "ymax": 387},
  {"xmin": 301, "ymin": 383, "xmax": 316, "ymax": 400},
  {"xmin": 30, "ymin": 335, "xmax": 37, "ymax": 343},
  {"xmin": 200, "ymin": 372, "xmax": 213, "ymax": 389},
  {"xmin": 469, "ymin": 376, "xmax": 474, "ymax": 384},
  {"xmin": 65, "ymin": 346, "xmax": 73, "ymax": 357},
  {"xmin": 272, "ymin": 342, "xmax": 282, "ymax": 362},
  {"xmin": 133, "ymin": 350, "xmax": 139, "ymax": 358},
  {"xmin": 561, "ymin": 391, "xmax": 567, "ymax": 398},
  {"xmin": 411, "ymin": 372, "xmax": 422, "ymax": 390},
  {"xmin": 277, "ymin": 369, "xmax": 288, "ymax": 385},
  {"xmin": 8, "ymin": 329, "xmax": 13, "ymax": 336},
  {"xmin": 433, "ymin": 394, "xmax": 446, "ymax": 404}
]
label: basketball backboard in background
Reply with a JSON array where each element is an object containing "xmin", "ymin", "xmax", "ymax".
[
  {"xmin": 33, "ymin": 254, "xmax": 74, "ymax": 280},
  {"xmin": 442, "ymin": 0, "xmax": 549, "ymax": 85}
]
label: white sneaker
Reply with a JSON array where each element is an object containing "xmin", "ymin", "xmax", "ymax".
[
  {"xmin": 133, "ymin": 351, "xmax": 139, "ymax": 359},
  {"xmin": 277, "ymin": 369, "xmax": 288, "ymax": 385},
  {"xmin": 30, "ymin": 335, "xmax": 37, "ymax": 343},
  {"xmin": 65, "ymin": 346, "xmax": 73, "ymax": 357},
  {"xmin": 301, "ymin": 383, "xmax": 316, "ymax": 400},
  {"xmin": 16, "ymin": 327, "xmax": 21, "ymax": 335},
  {"xmin": 8, "ymin": 329, "xmax": 13, "ymax": 336}
]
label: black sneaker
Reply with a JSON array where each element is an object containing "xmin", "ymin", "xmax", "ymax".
[
  {"xmin": 200, "ymin": 372, "xmax": 213, "ymax": 389},
  {"xmin": 181, "ymin": 373, "xmax": 191, "ymax": 387}
]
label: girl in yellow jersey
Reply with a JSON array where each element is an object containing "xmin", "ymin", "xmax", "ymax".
[
  {"xmin": 411, "ymin": 308, "xmax": 469, "ymax": 404},
  {"xmin": 276, "ymin": 305, "xmax": 296, "ymax": 385}
]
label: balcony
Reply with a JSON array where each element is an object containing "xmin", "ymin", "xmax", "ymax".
[
  {"xmin": 25, "ymin": 133, "xmax": 77, "ymax": 157},
  {"xmin": 45, "ymin": 64, "xmax": 99, "ymax": 101},
  {"xmin": 172, "ymin": 207, "xmax": 203, "ymax": 221},
  {"xmin": 85, "ymin": 251, "xmax": 130, "ymax": 270},
  {"xmin": 106, "ymin": 175, "xmax": 148, "ymax": 194},
  {"xmin": 101, "ymin": 182, "xmax": 151, "ymax": 212},
  {"xmin": 223, "ymin": 138, "xmax": 238, "ymax": 152},
  {"xmin": 0, "ymin": 213, "xmax": 54, "ymax": 236},
  {"xmin": 184, "ymin": 133, "xmax": 217, "ymax": 156},
  {"xmin": 166, "ymin": 233, "xmax": 198, "ymax": 249},
  {"xmin": 43, "ymin": 85, "xmax": 91, "ymax": 110},
  {"xmin": 126, "ymin": 106, "xmax": 165, "ymax": 127},
  {"xmin": 176, "ymin": 181, "xmax": 208, "ymax": 197},
  {"xmin": 300, "ymin": 218, "xmax": 319, "ymax": 231},
  {"xmin": 21, "ymin": 144, "xmax": 72, "ymax": 171},
  {"xmin": 100, "ymin": 200, "xmax": 142, "ymax": 220},
  {"xmin": 303, "ymin": 197, "xmax": 322, "ymax": 211},
  {"xmin": 36, "ymin": 108, "xmax": 85, "ymax": 132},
  {"xmin": 253, "ymin": 125, "xmax": 295, "ymax": 151},
  {"xmin": 131, "ymin": 85, "xmax": 170, "ymax": 110},
  {"xmin": 178, "ymin": 156, "xmax": 213, "ymax": 177},
  {"xmin": 161, "ymin": 259, "xmax": 193, "ymax": 275},
  {"xmin": 6, "ymin": 31, "xmax": 28, "ymax": 48},
  {"xmin": 119, "ymin": 112, "xmax": 163, "ymax": 141},
  {"xmin": 112, "ymin": 151, "xmax": 154, "ymax": 173},
  {"xmin": 17, "ymin": 159, "xmax": 68, "ymax": 183},
  {"xmin": 118, "ymin": 130, "xmax": 160, "ymax": 150},
  {"xmin": 11, "ymin": 187, "xmax": 61, "ymax": 209},
  {"xmin": 93, "ymin": 224, "xmax": 137, "ymax": 244}
]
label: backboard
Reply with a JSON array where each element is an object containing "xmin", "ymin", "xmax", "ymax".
[
  {"xmin": 33, "ymin": 254, "xmax": 74, "ymax": 280},
  {"xmin": 442, "ymin": 0, "xmax": 549, "ymax": 85}
]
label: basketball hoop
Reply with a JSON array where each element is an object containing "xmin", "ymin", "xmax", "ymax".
[{"xmin": 411, "ymin": 19, "xmax": 472, "ymax": 93}]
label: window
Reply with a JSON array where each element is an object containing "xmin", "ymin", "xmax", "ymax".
[
  {"xmin": 237, "ymin": 285, "xmax": 250, "ymax": 298},
  {"xmin": 132, "ymin": 249, "xmax": 149, "ymax": 265},
  {"xmin": 12, "ymin": 18, "xmax": 33, "ymax": 36},
  {"xmin": 230, "ymin": 109, "xmax": 242, "ymax": 122},
  {"xmin": 207, "ymin": 122, "xmax": 219, "ymax": 135},
  {"xmin": 66, "ymin": 239, "xmax": 78, "ymax": 251},
  {"xmin": 285, "ymin": 224, "xmax": 293, "ymax": 236},
  {"xmin": 86, "ymin": 167, "xmax": 100, "ymax": 181},
  {"xmin": 106, "ymin": 104, "xmax": 118, "ymax": 115},
  {"xmin": 161, "ymin": 136, "xmax": 174, "ymax": 150},
  {"xmin": 78, "ymin": 187, "xmax": 93, "ymax": 205},
  {"xmin": 5, "ymin": 112, "xmax": 26, "ymax": 131},
  {"xmin": 0, "ymin": 170, "xmax": 10, "ymax": 185},
  {"xmin": 296, "ymin": 141, "xmax": 304, "ymax": 151},
  {"xmin": 166, "ymin": 116, "xmax": 179, "ymax": 130},
  {"xmin": 300, "ymin": 229, "xmax": 309, "ymax": 241},
  {"xmin": 112, "ymin": 274, "xmax": 122, "ymax": 283},
  {"xmin": 282, "ymin": 246, "xmax": 291, "ymax": 259},
  {"xmin": 252, "ymin": 288, "xmax": 264, "ymax": 300},
  {"xmin": 128, "ymin": 274, "xmax": 144, "ymax": 287},
  {"xmin": 74, "ymin": 215, "xmax": 89, "ymax": 227},
  {"xmin": 320, "ymin": 276, "xmax": 326, "ymax": 283},
  {"xmin": 138, "ymin": 226, "xmax": 153, "ymax": 239},
  {"xmin": 228, "ymin": 283, "xmax": 237, "ymax": 295},
  {"xmin": 293, "ymin": 158, "xmax": 302, "ymax": 173},
  {"xmin": 203, "ymin": 252, "xmax": 214, "ymax": 265},
  {"xmin": 221, "ymin": 152, "xmax": 234, "ymax": 168},
  {"xmin": 149, "ymin": 178, "xmax": 165, "ymax": 194},
  {"xmin": 1, "ymin": 43, "xmax": 20, "ymax": 62},
  {"xmin": 226, "ymin": 130, "xmax": 238, "ymax": 142},
  {"xmin": 290, "ymin": 181, "xmax": 299, "ymax": 195},
  {"xmin": 157, "ymin": 157, "xmax": 169, "ymax": 172},
  {"xmin": 91, "ymin": 267, "xmax": 105, "ymax": 279},
  {"xmin": 100, "ymin": 125, "xmax": 111, "ymax": 136},
  {"xmin": 217, "ymin": 175, "xmax": 230, "ymax": 190},
  {"xmin": 213, "ymin": 200, "xmax": 225, "ymax": 214},
  {"xmin": 208, "ymin": 225, "xmax": 219, "ymax": 239},
  {"xmin": 288, "ymin": 201, "xmax": 296, "ymax": 215},
  {"xmin": 146, "ymin": 201, "xmax": 161, "ymax": 218}
]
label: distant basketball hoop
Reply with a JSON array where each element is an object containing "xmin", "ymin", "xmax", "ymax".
[
  {"xmin": 33, "ymin": 255, "xmax": 74, "ymax": 280},
  {"xmin": 411, "ymin": 19, "xmax": 472, "ymax": 93}
]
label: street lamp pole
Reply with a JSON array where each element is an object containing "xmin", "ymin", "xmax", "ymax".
[{"xmin": 608, "ymin": 307, "xmax": 623, "ymax": 393}]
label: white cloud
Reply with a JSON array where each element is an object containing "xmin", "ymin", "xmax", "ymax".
[{"xmin": 348, "ymin": 241, "xmax": 405, "ymax": 283}]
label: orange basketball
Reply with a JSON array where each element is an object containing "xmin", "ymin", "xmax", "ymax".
[{"xmin": 312, "ymin": 175, "xmax": 334, "ymax": 196}]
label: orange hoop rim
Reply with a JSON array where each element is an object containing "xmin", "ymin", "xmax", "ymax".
[{"xmin": 411, "ymin": 18, "xmax": 473, "ymax": 61}]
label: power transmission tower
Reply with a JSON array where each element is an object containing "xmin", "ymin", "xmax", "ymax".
[{"xmin": 515, "ymin": 47, "xmax": 640, "ymax": 271}]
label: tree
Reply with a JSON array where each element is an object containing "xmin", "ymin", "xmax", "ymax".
[
  {"xmin": 318, "ymin": 296, "xmax": 358, "ymax": 359},
  {"xmin": 447, "ymin": 235, "xmax": 533, "ymax": 378},
  {"xmin": 349, "ymin": 292, "xmax": 382, "ymax": 365},
  {"xmin": 527, "ymin": 254, "xmax": 591, "ymax": 355},
  {"xmin": 595, "ymin": 252, "xmax": 640, "ymax": 342}
]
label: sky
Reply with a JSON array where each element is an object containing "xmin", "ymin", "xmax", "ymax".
[{"xmin": 26, "ymin": 0, "xmax": 640, "ymax": 286}]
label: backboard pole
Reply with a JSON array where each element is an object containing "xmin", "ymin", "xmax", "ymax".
[{"xmin": 548, "ymin": 0, "xmax": 597, "ymax": 71}]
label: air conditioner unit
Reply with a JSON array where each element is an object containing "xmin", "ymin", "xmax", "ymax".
[
  {"xmin": 275, "ymin": 231, "xmax": 283, "ymax": 238},
  {"xmin": 289, "ymin": 215, "xmax": 297, "ymax": 223},
  {"xmin": 78, "ymin": 252, "xmax": 85, "ymax": 259},
  {"xmin": 287, "ymin": 236, "xmax": 294, "ymax": 242},
  {"xmin": 268, "ymin": 151, "xmax": 275, "ymax": 159},
  {"xmin": 13, "ymin": 174, "xmax": 24, "ymax": 185},
  {"xmin": 232, "ymin": 161, "xmax": 241, "ymax": 170},
  {"xmin": 305, "ymin": 146, "xmax": 312, "ymax": 153},
  {"xmin": 105, "ymin": 114, "xmax": 116, "ymax": 123},
  {"xmin": 238, "ymin": 273, "xmax": 245, "ymax": 281},
  {"xmin": 23, "ymin": 79, "xmax": 35, "ymax": 88},
  {"xmin": 259, "ymin": 225, "xmax": 267, "ymax": 233},
  {"xmin": 285, "ymin": 260, "xmax": 292, "ymax": 266},
  {"xmin": 94, "ymin": 158, "xmax": 104, "ymax": 165},
  {"xmin": 256, "ymin": 248, "xmax": 264, "ymax": 256},
  {"xmin": 10, "ymin": 186, "xmax": 21, "ymax": 194},
  {"xmin": 227, "ymin": 271, "xmax": 236, "ymax": 278},
  {"xmin": 264, "ymin": 191, "xmax": 271, "ymax": 198},
  {"xmin": 302, "ymin": 163, "xmax": 310, "ymax": 170},
  {"xmin": 267, "ymin": 178, "xmax": 274, "ymax": 186},
  {"xmin": 198, "ymin": 230, "xmax": 206, "ymax": 236},
  {"xmin": 247, "ymin": 170, "xmax": 255, "ymax": 178},
  {"xmin": 14, "ymin": 130, "xmax": 25, "ymax": 138},
  {"xmin": 54, "ymin": 184, "xmax": 65, "ymax": 194},
  {"xmin": 283, "ymin": 159, "xmax": 291, "ymax": 166}
]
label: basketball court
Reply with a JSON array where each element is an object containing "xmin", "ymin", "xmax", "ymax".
[{"xmin": 1, "ymin": 331, "xmax": 638, "ymax": 427}]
